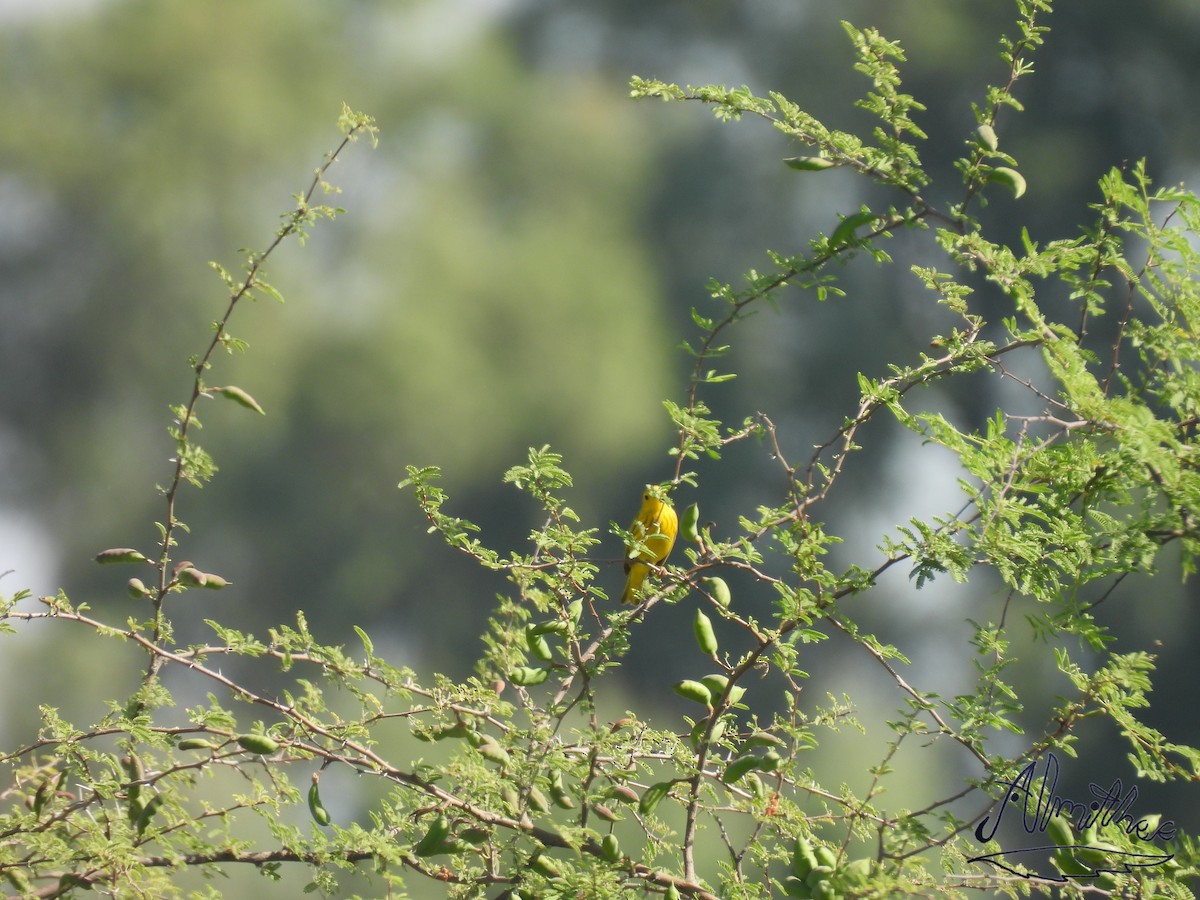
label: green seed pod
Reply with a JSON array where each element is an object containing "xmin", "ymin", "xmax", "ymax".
[
  {"xmin": 694, "ymin": 609, "xmax": 719, "ymax": 656},
  {"xmin": 785, "ymin": 156, "xmax": 838, "ymax": 171},
  {"xmin": 476, "ymin": 737, "xmax": 510, "ymax": 766},
  {"xmin": 813, "ymin": 846, "xmax": 838, "ymax": 870},
  {"xmin": 176, "ymin": 738, "xmax": 214, "ymax": 751},
  {"xmin": 210, "ymin": 385, "xmax": 265, "ymax": 415},
  {"xmin": 567, "ymin": 599, "xmax": 584, "ymax": 623},
  {"xmin": 528, "ymin": 786, "xmax": 550, "ymax": 813},
  {"xmin": 95, "ymin": 548, "xmax": 148, "ymax": 565},
  {"xmin": 235, "ymin": 734, "xmax": 280, "ymax": 755},
  {"xmin": 435, "ymin": 721, "xmax": 472, "ymax": 742},
  {"xmin": 679, "ymin": 503, "xmax": 701, "ymax": 543},
  {"xmin": 781, "ymin": 875, "xmax": 814, "ymax": 899},
  {"xmin": 458, "ymin": 826, "xmax": 491, "ymax": 845},
  {"xmin": 530, "ymin": 853, "xmax": 563, "ymax": 878},
  {"xmin": 178, "ymin": 567, "xmax": 207, "ymax": 587},
  {"xmin": 721, "ymin": 754, "xmax": 760, "ymax": 784},
  {"xmin": 744, "ymin": 772, "xmax": 766, "ymax": 800},
  {"xmin": 413, "ymin": 815, "xmax": 452, "ymax": 856},
  {"xmin": 550, "ymin": 775, "xmax": 576, "ymax": 809},
  {"xmin": 308, "ymin": 774, "xmax": 331, "ymax": 827},
  {"xmin": 638, "ymin": 781, "xmax": 672, "ymax": 816},
  {"xmin": 127, "ymin": 578, "xmax": 151, "ymax": 599},
  {"xmin": 601, "ymin": 832, "xmax": 621, "ymax": 862},
  {"xmin": 531, "ymin": 619, "xmax": 569, "ymax": 635},
  {"xmin": 830, "ymin": 210, "xmax": 877, "ymax": 248},
  {"xmin": 134, "ymin": 793, "xmax": 164, "ymax": 836},
  {"xmin": 666, "ymin": 886, "xmax": 681, "ymax": 900},
  {"xmin": 988, "ymin": 166, "xmax": 1027, "ymax": 199},
  {"xmin": 1044, "ymin": 813, "xmax": 1074, "ymax": 848},
  {"xmin": 703, "ymin": 576, "xmax": 731, "ymax": 608},
  {"xmin": 974, "ymin": 123, "xmax": 999, "ymax": 151},
  {"xmin": 593, "ymin": 803, "xmax": 620, "ymax": 822},
  {"xmin": 525, "ymin": 629, "xmax": 553, "ymax": 662},
  {"xmin": 509, "ymin": 665, "xmax": 550, "ymax": 686},
  {"xmin": 805, "ymin": 865, "xmax": 834, "ymax": 890},
  {"xmin": 811, "ymin": 880, "xmax": 837, "ymax": 900},
  {"xmin": 502, "ymin": 786, "xmax": 521, "ymax": 812},
  {"xmin": 753, "ymin": 748, "xmax": 782, "ymax": 772},
  {"xmin": 746, "ymin": 730, "xmax": 786, "ymax": 750},
  {"xmin": 1052, "ymin": 847, "xmax": 1093, "ymax": 878},
  {"xmin": 673, "ymin": 679, "xmax": 714, "ymax": 705},
  {"xmin": 198, "ymin": 572, "xmax": 230, "ymax": 590},
  {"xmin": 792, "ymin": 835, "xmax": 819, "ymax": 878},
  {"xmin": 610, "ymin": 784, "xmax": 639, "ymax": 805},
  {"xmin": 701, "ymin": 673, "xmax": 746, "ymax": 706}
]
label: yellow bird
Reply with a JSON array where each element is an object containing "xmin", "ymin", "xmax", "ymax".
[{"xmin": 620, "ymin": 488, "xmax": 678, "ymax": 604}]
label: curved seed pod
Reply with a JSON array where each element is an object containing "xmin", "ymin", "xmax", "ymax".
[
  {"xmin": 1045, "ymin": 813, "xmax": 1074, "ymax": 847},
  {"xmin": 666, "ymin": 887, "xmax": 681, "ymax": 900},
  {"xmin": 530, "ymin": 853, "xmax": 563, "ymax": 878},
  {"xmin": 127, "ymin": 578, "xmax": 151, "ymax": 599},
  {"xmin": 550, "ymin": 774, "xmax": 576, "ymax": 809},
  {"xmin": 502, "ymin": 786, "xmax": 521, "ymax": 812},
  {"xmin": 525, "ymin": 629, "xmax": 553, "ymax": 662},
  {"xmin": 638, "ymin": 781, "xmax": 672, "ymax": 816},
  {"xmin": 413, "ymin": 815, "xmax": 452, "ymax": 856},
  {"xmin": 198, "ymin": 572, "xmax": 230, "ymax": 590},
  {"xmin": 567, "ymin": 598, "xmax": 584, "ymax": 623},
  {"xmin": 458, "ymin": 826, "xmax": 491, "ymax": 845},
  {"xmin": 600, "ymin": 833, "xmax": 621, "ymax": 862},
  {"xmin": 433, "ymin": 722, "xmax": 471, "ymax": 741},
  {"xmin": 593, "ymin": 803, "xmax": 620, "ymax": 822},
  {"xmin": 792, "ymin": 835, "xmax": 819, "ymax": 878},
  {"xmin": 974, "ymin": 123, "xmax": 999, "ymax": 151},
  {"xmin": 134, "ymin": 793, "xmax": 165, "ymax": 836},
  {"xmin": 531, "ymin": 619, "xmax": 569, "ymax": 636},
  {"xmin": 509, "ymin": 666, "xmax": 550, "ymax": 686},
  {"xmin": 95, "ymin": 548, "xmax": 148, "ymax": 565},
  {"xmin": 781, "ymin": 875, "xmax": 814, "ymax": 899},
  {"xmin": 609, "ymin": 784, "xmax": 639, "ymax": 805},
  {"xmin": 785, "ymin": 156, "xmax": 838, "ymax": 171},
  {"xmin": 679, "ymin": 503, "xmax": 701, "ymax": 543},
  {"xmin": 235, "ymin": 734, "xmax": 280, "ymax": 755},
  {"xmin": 830, "ymin": 210, "xmax": 877, "ymax": 248},
  {"xmin": 528, "ymin": 786, "xmax": 550, "ymax": 814},
  {"xmin": 673, "ymin": 679, "xmax": 713, "ymax": 706},
  {"xmin": 746, "ymin": 730, "xmax": 787, "ymax": 750},
  {"xmin": 744, "ymin": 773, "xmax": 766, "ymax": 800},
  {"xmin": 721, "ymin": 754, "xmax": 760, "ymax": 784},
  {"xmin": 757, "ymin": 749, "xmax": 783, "ymax": 773},
  {"xmin": 703, "ymin": 576, "xmax": 731, "ymax": 608},
  {"xmin": 693, "ymin": 609, "xmax": 718, "ymax": 656},
  {"xmin": 476, "ymin": 736, "xmax": 510, "ymax": 766},
  {"xmin": 122, "ymin": 755, "xmax": 144, "ymax": 818},
  {"xmin": 988, "ymin": 166, "xmax": 1027, "ymax": 198},
  {"xmin": 210, "ymin": 385, "xmax": 265, "ymax": 415},
  {"xmin": 805, "ymin": 865, "xmax": 834, "ymax": 890},
  {"xmin": 308, "ymin": 774, "xmax": 331, "ymax": 827},
  {"xmin": 813, "ymin": 846, "xmax": 838, "ymax": 870},
  {"xmin": 177, "ymin": 567, "xmax": 207, "ymax": 588},
  {"xmin": 176, "ymin": 738, "xmax": 214, "ymax": 751},
  {"xmin": 701, "ymin": 673, "xmax": 745, "ymax": 705}
]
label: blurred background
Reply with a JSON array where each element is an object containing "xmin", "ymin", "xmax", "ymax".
[{"xmin": 3, "ymin": 0, "xmax": 1200, "ymax": 894}]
